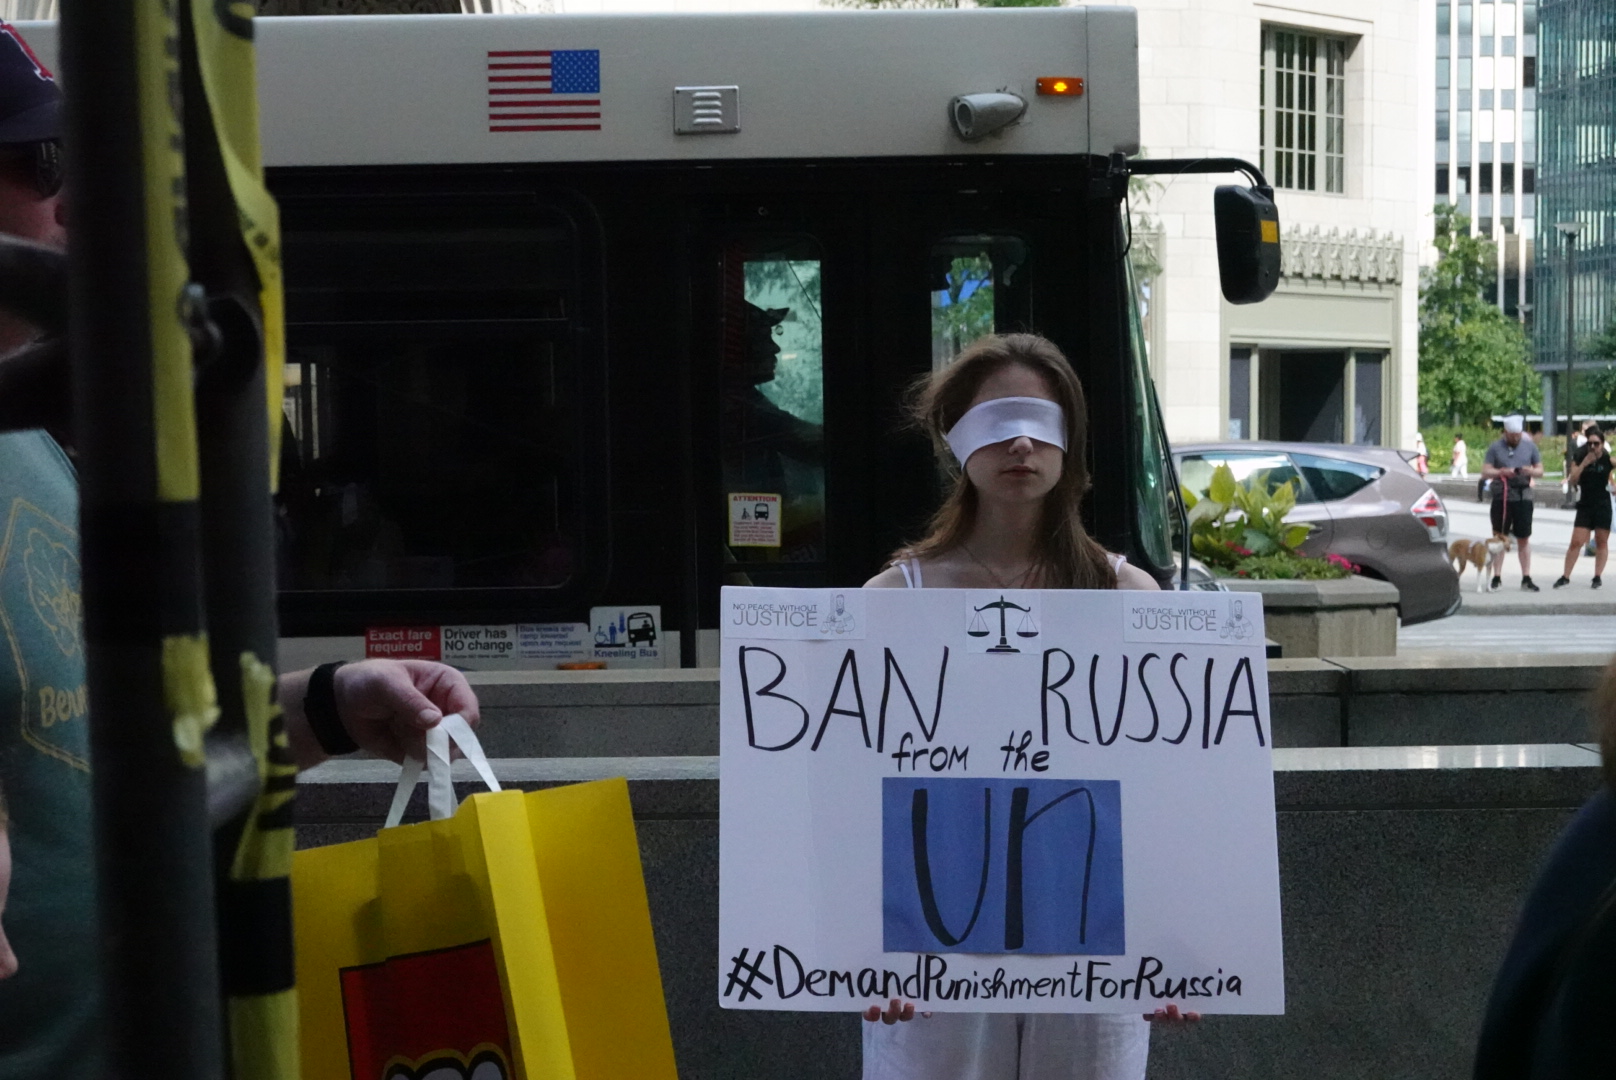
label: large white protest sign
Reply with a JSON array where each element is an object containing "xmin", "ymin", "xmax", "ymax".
[{"xmin": 718, "ymin": 586, "xmax": 1283, "ymax": 1014}]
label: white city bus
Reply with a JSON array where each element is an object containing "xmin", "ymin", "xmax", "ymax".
[{"xmin": 26, "ymin": 9, "xmax": 1275, "ymax": 664}]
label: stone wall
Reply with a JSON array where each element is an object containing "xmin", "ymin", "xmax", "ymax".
[{"xmin": 296, "ymin": 755, "xmax": 1603, "ymax": 1080}]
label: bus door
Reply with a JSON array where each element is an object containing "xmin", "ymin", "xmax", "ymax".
[
  {"xmin": 856, "ymin": 175, "xmax": 1145, "ymax": 571},
  {"xmin": 691, "ymin": 191, "xmax": 860, "ymax": 619}
]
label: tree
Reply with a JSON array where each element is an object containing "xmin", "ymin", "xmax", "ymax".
[
  {"xmin": 1573, "ymin": 320, "xmax": 1616, "ymax": 416},
  {"xmin": 1418, "ymin": 203, "xmax": 1537, "ymax": 425}
]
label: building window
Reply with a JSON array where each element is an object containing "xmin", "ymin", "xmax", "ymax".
[
  {"xmin": 1522, "ymin": 55, "xmax": 1535, "ymax": 87},
  {"xmin": 1352, "ymin": 354, "xmax": 1384, "ymax": 446},
  {"xmin": 1228, "ymin": 348, "xmax": 1253, "ymax": 440},
  {"xmin": 1480, "ymin": 163, "xmax": 1494, "ymax": 194},
  {"xmin": 1501, "ymin": 162, "xmax": 1515, "ymax": 193},
  {"xmin": 1458, "ymin": 165, "xmax": 1472, "ymax": 194},
  {"xmin": 1260, "ymin": 28, "xmax": 1347, "ymax": 194}
]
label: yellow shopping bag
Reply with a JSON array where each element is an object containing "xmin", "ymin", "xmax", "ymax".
[{"xmin": 293, "ymin": 716, "xmax": 678, "ymax": 1080}]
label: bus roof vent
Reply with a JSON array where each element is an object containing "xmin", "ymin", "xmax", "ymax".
[{"xmin": 674, "ymin": 86, "xmax": 740, "ymax": 135}]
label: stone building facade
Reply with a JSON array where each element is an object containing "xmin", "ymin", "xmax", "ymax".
[{"xmin": 1133, "ymin": 0, "xmax": 1426, "ymax": 449}]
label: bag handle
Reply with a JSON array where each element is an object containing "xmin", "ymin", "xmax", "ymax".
[{"xmin": 383, "ymin": 713, "xmax": 501, "ymax": 828}]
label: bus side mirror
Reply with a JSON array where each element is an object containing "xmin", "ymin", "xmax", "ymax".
[{"xmin": 1214, "ymin": 185, "xmax": 1280, "ymax": 305}]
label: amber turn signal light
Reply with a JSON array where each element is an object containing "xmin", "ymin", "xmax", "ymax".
[{"xmin": 1035, "ymin": 77, "xmax": 1084, "ymax": 97}]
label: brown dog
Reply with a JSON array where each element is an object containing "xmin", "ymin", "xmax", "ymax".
[{"xmin": 1450, "ymin": 535, "xmax": 1513, "ymax": 591}]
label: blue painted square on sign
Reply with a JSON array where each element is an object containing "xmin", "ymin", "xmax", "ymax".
[
  {"xmin": 882, "ymin": 777, "xmax": 1124, "ymax": 955},
  {"xmin": 551, "ymin": 50, "xmax": 601, "ymax": 94}
]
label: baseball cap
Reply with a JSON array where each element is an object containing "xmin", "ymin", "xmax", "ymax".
[
  {"xmin": 0, "ymin": 22, "xmax": 59, "ymax": 146},
  {"xmin": 1503, "ymin": 415, "xmax": 1524, "ymax": 434}
]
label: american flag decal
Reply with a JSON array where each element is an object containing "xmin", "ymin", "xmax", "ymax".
[{"xmin": 488, "ymin": 49, "xmax": 602, "ymax": 132}]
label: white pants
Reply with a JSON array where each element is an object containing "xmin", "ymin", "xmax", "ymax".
[{"xmin": 862, "ymin": 1013, "xmax": 1151, "ymax": 1080}]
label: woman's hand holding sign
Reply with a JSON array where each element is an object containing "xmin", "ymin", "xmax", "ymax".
[
  {"xmin": 860, "ymin": 999, "xmax": 1200, "ymax": 1025},
  {"xmin": 863, "ymin": 999, "xmax": 918, "ymax": 1024}
]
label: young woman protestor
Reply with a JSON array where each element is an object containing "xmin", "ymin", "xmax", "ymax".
[{"xmin": 862, "ymin": 334, "xmax": 1194, "ymax": 1080}]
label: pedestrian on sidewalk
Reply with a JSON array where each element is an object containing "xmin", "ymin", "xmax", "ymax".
[
  {"xmin": 1554, "ymin": 424, "xmax": 1614, "ymax": 589},
  {"xmin": 1414, "ymin": 432, "xmax": 1429, "ymax": 477},
  {"xmin": 1483, "ymin": 416, "xmax": 1544, "ymax": 591},
  {"xmin": 1452, "ymin": 432, "xmax": 1469, "ymax": 479}
]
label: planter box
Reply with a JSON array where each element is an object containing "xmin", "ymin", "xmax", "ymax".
[{"xmin": 1221, "ymin": 577, "xmax": 1401, "ymax": 658}]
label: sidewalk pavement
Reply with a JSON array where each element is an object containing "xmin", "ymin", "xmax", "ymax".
[
  {"xmin": 1438, "ymin": 480, "xmax": 1616, "ymax": 615},
  {"xmin": 1456, "ymin": 585, "xmax": 1616, "ymax": 616}
]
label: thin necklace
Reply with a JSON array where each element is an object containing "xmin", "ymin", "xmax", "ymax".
[{"xmin": 961, "ymin": 543, "xmax": 1032, "ymax": 589}]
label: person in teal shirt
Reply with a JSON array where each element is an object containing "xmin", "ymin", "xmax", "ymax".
[{"xmin": 0, "ymin": 22, "xmax": 484, "ymax": 1077}]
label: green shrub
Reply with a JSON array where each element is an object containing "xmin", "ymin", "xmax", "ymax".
[{"xmin": 1182, "ymin": 464, "xmax": 1353, "ymax": 581}]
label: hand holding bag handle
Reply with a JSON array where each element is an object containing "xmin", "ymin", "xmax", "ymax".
[{"xmin": 383, "ymin": 713, "xmax": 501, "ymax": 827}]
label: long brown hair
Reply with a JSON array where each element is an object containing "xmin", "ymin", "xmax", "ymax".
[{"xmin": 896, "ymin": 333, "xmax": 1116, "ymax": 589}]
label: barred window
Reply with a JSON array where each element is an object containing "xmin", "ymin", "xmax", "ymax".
[{"xmin": 1260, "ymin": 27, "xmax": 1347, "ymax": 193}]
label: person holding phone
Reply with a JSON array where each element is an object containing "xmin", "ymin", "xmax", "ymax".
[
  {"xmin": 1554, "ymin": 424, "xmax": 1615, "ymax": 590},
  {"xmin": 861, "ymin": 334, "xmax": 1190, "ymax": 1080}
]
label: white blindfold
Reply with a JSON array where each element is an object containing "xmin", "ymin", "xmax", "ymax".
[{"xmin": 944, "ymin": 396, "xmax": 1067, "ymax": 465}]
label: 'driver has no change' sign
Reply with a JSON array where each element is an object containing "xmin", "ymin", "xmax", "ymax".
[{"xmin": 717, "ymin": 587, "xmax": 1283, "ymax": 1014}]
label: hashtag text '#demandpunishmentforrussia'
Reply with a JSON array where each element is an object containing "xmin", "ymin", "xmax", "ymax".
[{"xmin": 723, "ymin": 947, "xmax": 1242, "ymax": 1005}]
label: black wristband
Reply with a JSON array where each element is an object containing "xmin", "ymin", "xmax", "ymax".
[{"xmin": 304, "ymin": 661, "xmax": 358, "ymax": 757}]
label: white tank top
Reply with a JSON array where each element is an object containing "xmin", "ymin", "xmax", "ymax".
[{"xmin": 895, "ymin": 552, "xmax": 1125, "ymax": 588}]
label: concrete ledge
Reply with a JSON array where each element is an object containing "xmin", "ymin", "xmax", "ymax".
[
  {"xmin": 1459, "ymin": 598, "xmax": 1616, "ymax": 616},
  {"xmin": 467, "ymin": 668, "xmax": 720, "ymax": 757},
  {"xmin": 1268, "ymin": 657, "xmax": 1347, "ymax": 694},
  {"xmin": 442, "ymin": 654, "xmax": 1609, "ymax": 759},
  {"xmin": 1224, "ymin": 577, "xmax": 1403, "ymax": 609},
  {"xmin": 1332, "ymin": 652, "xmax": 1609, "ymax": 693},
  {"xmin": 1224, "ymin": 578, "xmax": 1401, "ymax": 657},
  {"xmin": 294, "ymin": 746, "xmax": 1606, "ymax": 1080}
]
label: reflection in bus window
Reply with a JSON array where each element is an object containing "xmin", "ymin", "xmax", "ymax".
[
  {"xmin": 276, "ymin": 206, "xmax": 587, "ymax": 594},
  {"xmin": 279, "ymin": 340, "xmax": 577, "ymax": 591},
  {"xmin": 929, "ymin": 236, "xmax": 1028, "ymax": 368},
  {"xmin": 1126, "ymin": 259, "xmax": 1174, "ymax": 568},
  {"xmin": 722, "ymin": 242, "xmax": 825, "ymax": 567},
  {"xmin": 931, "ymin": 253, "xmax": 994, "ymax": 368}
]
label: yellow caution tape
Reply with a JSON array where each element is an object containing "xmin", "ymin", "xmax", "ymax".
[
  {"xmin": 135, "ymin": 0, "xmax": 199, "ymax": 503},
  {"xmin": 189, "ymin": 0, "xmax": 285, "ymax": 490},
  {"xmin": 163, "ymin": 633, "xmax": 220, "ymax": 767}
]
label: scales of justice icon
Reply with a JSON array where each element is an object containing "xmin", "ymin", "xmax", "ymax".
[{"xmin": 968, "ymin": 595, "xmax": 1040, "ymax": 653}]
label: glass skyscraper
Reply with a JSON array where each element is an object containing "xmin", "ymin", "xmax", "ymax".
[
  {"xmin": 1534, "ymin": 0, "xmax": 1616, "ymax": 392},
  {"xmin": 1435, "ymin": 0, "xmax": 1536, "ymax": 320}
]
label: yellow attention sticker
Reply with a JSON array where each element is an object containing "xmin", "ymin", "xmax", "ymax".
[{"xmin": 1260, "ymin": 219, "xmax": 1279, "ymax": 244}]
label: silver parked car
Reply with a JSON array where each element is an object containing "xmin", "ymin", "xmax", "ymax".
[{"xmin": 1174, "ymin": 442, "xmax": 1461, "ymax": 625}]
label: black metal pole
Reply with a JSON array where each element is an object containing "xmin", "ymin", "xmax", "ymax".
[
  {"xmin": 61, "ymin": 0, "xmax": 226, "ymax": 1075},
  {"xmin": 176, "ymin": 3, "xmax": 298, "ymax": 1055}
]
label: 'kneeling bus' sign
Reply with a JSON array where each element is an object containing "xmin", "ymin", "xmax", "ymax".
[{"xmin": 718, "ymin": 586, "xmax": 1283, "ymax": 1014}]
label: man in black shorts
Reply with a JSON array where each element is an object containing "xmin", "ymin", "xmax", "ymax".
[
  {"xmin": 1483, "ymin": 415, "xmax": 1544, "ymax": 591},
  {"xmin": 1554, "ymin": 424, "xmax": 1615, "ymax": 589}
]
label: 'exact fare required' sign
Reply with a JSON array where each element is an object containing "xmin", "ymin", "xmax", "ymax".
[{"xmin": 717, "ymin": 587, "xmax": 1283, "ymax": 1015}]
